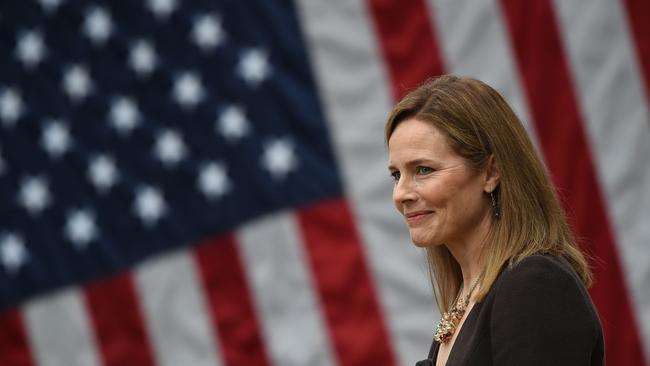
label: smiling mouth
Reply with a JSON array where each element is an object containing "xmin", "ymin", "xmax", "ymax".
[{"xmin": 404, "ymin": 211, "xmax": 432, "ymax": 224}]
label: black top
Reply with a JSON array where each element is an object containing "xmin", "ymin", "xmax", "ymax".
[{"xmin": 416, "ymin": 255, "xmax": 604, "ymax": 366}]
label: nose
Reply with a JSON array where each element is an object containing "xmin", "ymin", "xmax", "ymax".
[{"xmin": 393, "ymin": 176, "xmax": 417, "ymax": 209}]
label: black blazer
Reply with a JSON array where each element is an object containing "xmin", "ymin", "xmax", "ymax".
[{"xmin": 417, "ymin": 255, "xmax": 604, "ymax": 365}]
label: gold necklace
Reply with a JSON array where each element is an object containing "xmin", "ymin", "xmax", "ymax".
[{"xmin": 434, "ymin": 276, "xmax": 482, "ymax": 344}]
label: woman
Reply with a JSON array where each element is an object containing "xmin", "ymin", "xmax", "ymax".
[{"xmin": 386, "ymin": 75, "xmax": 604, "ymax": 365}]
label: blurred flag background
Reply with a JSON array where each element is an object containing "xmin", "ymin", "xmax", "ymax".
[{"xmin": 0, "ymin": 0, "xmax": 648, "ymax": 365}]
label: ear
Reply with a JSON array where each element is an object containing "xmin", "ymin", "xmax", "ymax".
[{"xmin": 483, "ymin": 155, "xmax": 500, "ymax": 193}]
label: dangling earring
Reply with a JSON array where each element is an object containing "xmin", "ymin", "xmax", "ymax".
[{"xmin": 490, "ymin": 191, "xmax": 500, "ymax": 220}]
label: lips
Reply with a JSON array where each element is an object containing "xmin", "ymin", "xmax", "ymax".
[{"xmin": 404, "ymin": 210, "xmax": 433, "ymax": 224}]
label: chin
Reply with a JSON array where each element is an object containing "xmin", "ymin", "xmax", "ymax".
[
  {"xmin": 411, "ymin": 241, "xmax": 431, "ymax": 248},
  {"xmin": 409, "ymin": 234, "xmax": 440, "ymax": 248}
]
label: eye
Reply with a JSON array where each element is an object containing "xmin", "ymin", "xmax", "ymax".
[
  {"xmin": 390, "ymin": 171, "xmax": 401, "ymax": 182},
  {"xmin": 416, "ymin": 166, "xmax": 433, "ymax": 175}
]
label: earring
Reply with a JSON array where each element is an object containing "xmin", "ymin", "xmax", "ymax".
[{"xmin": 490, "ymin": 191, "xmax": 500, "ymax": 220}]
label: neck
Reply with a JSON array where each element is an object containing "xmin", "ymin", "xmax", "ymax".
[
  {"xmin": 453, "ymin": 246, "xmax": 482, "ymax": 295},
  {"xmin": 446, "ymin": 213, "xmax": 492, "ymax": 295}
]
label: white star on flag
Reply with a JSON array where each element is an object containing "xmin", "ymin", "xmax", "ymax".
[
  {"xmin": 88, "ymin": 154, "xmax": 119, "ymax": 193},
  {"xmin": 0, "ymin": 87, "xmax": 23, "ymax": 126},
  {"xmin": 173, "ymin": 72, "xmax": 204, "ymax": 109},
  {"xmin": 198, "ymin": 162, "xmax": 230, "ymax": 200},
  {"xmin": 63, "ymin": 64, "xmax": 94, "ymax": 102},
  {"xmin": 15, "ymin": 30, "xmax": 47, "ymax": 69},
  {"xmin": 154, "ymin": 129, "xmax": 187, "ymax": 167},
  {"xmin": 65, "ymin": 209, "xmax": 98, "ymax": 249},
  {"xmin": 0, "ymin": 233, "xmax": 28, "ymax": 275},
  {"xmin": 18, "ymin": 176, "xmax": 51, "ymax": 215},
  {"xmin": 83, "ymin": 7, "xmax": 113, "ymax": 46},
  {"xmin": 261, "ymin": 138, "xmax": 297, "ymax": 180},
  {"xmin": 217, "ymin": 105, "xmax": 250, "ymax": 142},
  {"xmin": 41, "ymin": 119, "xmax": 72, "ymax": 160},
  {"xmin": 238, "ymin": 48, "xmax": 271, "ymax": 86},
  {"xmin": 129, "ymin": 40, "xmax": 158, "ymax": 77},
  {"xmin": 134, "ymin": 186, "xmax": 167, "ymax": 227},
  {"xmin": 147, "ymin": 0, "xmax": 177, "ymax": 20},
  {"xmin": 38, "ymin": 0, "xmax": 61, "ymax": 13},
  {"xmin": 109, "ymin": 96, "xmax": 140, "ymax": 135},
  {"xmin": 192, "ymin": 13, "xmax": 225, "ymax": 51}
]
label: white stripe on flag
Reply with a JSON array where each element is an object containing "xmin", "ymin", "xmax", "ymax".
[
  {"xmin": 237, "ymin": 211, "xmax": 335, "ymax": 366},
  {"xmin": 295, "ymin": 1, "xmax": 437, "ymax": 365},
  {"xmin": 24, "ymin": 288, "xmax": 101, "ymax": 366},
  {"xmin": 135, "ymin": 250, "xmax": 223, "ymax": 366},
  {"xmin": 427, "ymin": 0, "xmax": 536, "ymax": 140},
  {"xmin": 552, "ymin": 0, "xmax": 650, "ymax": 355}
]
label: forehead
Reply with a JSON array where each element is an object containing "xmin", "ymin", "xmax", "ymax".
[{"xmin": 388, "ymin": 118, "xmax": 454, "ymax": 161}]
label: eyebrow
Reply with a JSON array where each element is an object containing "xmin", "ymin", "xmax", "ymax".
[{"xmin": 387, "ymin": 158, "xmax": 435, "ymax": 171}]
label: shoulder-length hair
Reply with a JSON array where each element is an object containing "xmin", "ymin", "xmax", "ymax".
[{"xmin": 385, "ymin": 75, "xmax": 592, "ymax": 312}]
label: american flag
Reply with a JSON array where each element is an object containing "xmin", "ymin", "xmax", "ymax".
[{"xmin": 0, "ymin": 0, "xmax": 648, "ymax": 365}]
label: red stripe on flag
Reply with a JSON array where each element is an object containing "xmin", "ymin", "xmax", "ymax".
[
  {"xmin": 0, "ymin": 309, "xmax": 33, "ymax": 366},
  {"xmin": 623, "ymin": 0, "xmax": 650, "ymax": 108},
  {"xmin": 297, "ymin": 199, "xmax": 396, "ymax": 366},
  {"xmin": 367, "ymin": 0, "xmax": 445, "ymax": 100},
  {"xmin": 499, "ymin": 1, "xmax": 647, "ymax": 365},
  {"xmin": 84, "ymin": 273, "xmax": 155, "ymax": 366},
  {"xmin": 194, "ymin": 233, "xmax": 271, "ymax": 366}
]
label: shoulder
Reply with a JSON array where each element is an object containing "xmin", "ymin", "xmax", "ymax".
[
  {"xmin": 483, "ymin": 256, "xmax": 604, "ymax": 364},
  {"xmin": 495, "ymin": 254, "xmax": 585, "ymax": 295},
  {"xmin": 487, "ymin": 254, "xmax": 601, "ymax": 342}
]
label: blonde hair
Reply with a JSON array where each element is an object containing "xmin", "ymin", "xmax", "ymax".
[{"xmin": 385, "ymin": 75, "xmax": 592, "ymax": 312}]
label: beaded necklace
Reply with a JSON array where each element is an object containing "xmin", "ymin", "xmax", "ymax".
[{"xmin": 433, "ymin": 275, "xmax": 482, "ymax": 344}]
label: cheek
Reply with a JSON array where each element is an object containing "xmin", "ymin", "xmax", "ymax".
[
  {"xmin": 420, "ymin": 181, "xmax": 450, "ymax": 206},
  {"xmin": 454, "ymin": 189, "xmax": 488, "ymax": 222}
]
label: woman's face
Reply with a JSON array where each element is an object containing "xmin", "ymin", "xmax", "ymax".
[{"xmin": 388, "ymin": 118, "xmax": 492, "ymax": 248}]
